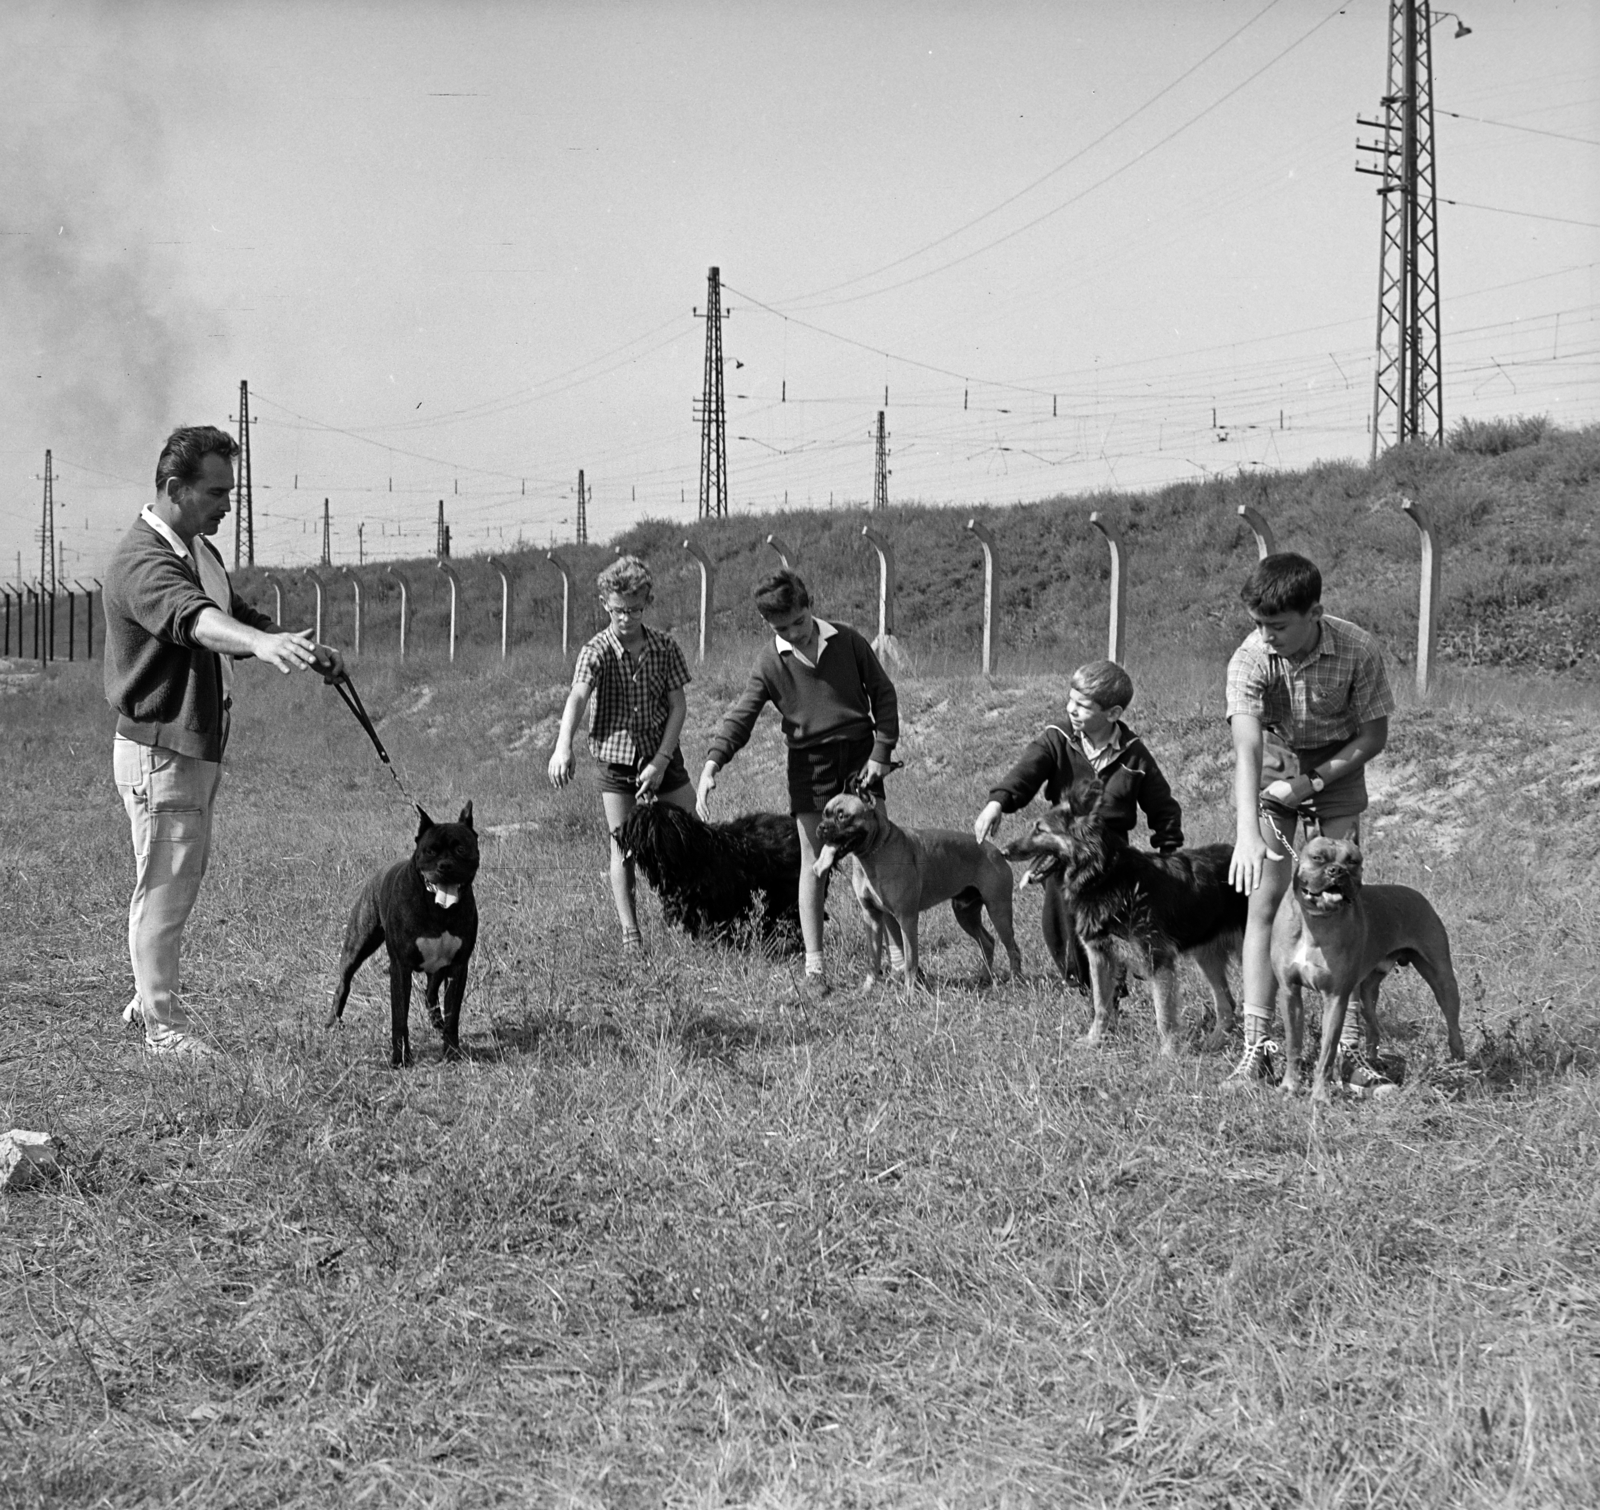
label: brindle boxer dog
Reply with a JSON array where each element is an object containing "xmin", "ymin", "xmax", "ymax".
[
  {"xmin": 1273, "ymin": 834, "xmax": 1466, "ymax": 1100},
  {"xmin": 814, "ymin": 777, "xmax": 1023, "ymax": 995},
  {"xmin": 328, "ymin": 803, "xmax": 480, "ymax": 1066}
]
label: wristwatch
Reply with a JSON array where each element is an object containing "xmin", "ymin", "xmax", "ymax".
[{"xmin": 1308, "ymin": 771, "xmax": 1326, "ymax": 794}]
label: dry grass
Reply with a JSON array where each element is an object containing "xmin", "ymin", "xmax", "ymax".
[{"xmin": 2, "ymin": 653, "xmax": 1597, "ymax": 1508}]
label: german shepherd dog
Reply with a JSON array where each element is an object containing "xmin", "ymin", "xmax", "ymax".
[{"xmin": 1001, "ymin": 777, "xmax": 1245, "ymax": 1054}]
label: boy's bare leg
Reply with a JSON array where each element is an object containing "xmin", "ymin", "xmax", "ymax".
[
  {"xmin": 795, "ymin": 811, "xmax": 828, "ymax": 984},
  {"xmin": 600, "ymin": 791, "xmax": 643, "ymax": 944},
  {"xmin": 1225, "ymin": 811, "xmax": 1296, "ymax": 1089}
]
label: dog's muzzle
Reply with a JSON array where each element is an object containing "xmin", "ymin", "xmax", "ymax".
[{"xmin": 1297, "ymin": 870, "xmax": 1354, "ymax": 914}]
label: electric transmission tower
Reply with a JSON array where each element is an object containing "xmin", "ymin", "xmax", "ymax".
[
  {"xmin": 1357, "ymin": 2, "xmax": 1469, "ymax": 458},
  {"xmin": 320, "ymin": 499, "xmax": 332, "ymax": 565},
  {"xmin": 872, "ymin": 412, "xmax": 890, "ymax": 512},
  {"xmin": 233, "ymin": 379, "xmax": 256, "ymax": 566},
  {"xmin": 39, "ymin": 450, "xmax": 55, "ymax": 660},
  {"xmin": 436, "ymin": 499, "xmax": 451, "ymax": 558},
  {"xmin": 576, "ymin": 469, "xmax": 588, "ymax": 544},
  {"xmin": 39, "ymin": 450, "xmax": 55, "ymax": 595},
  {"xmin": 695, "ymin": 266, "xmax": 729, "ymax": 519}
]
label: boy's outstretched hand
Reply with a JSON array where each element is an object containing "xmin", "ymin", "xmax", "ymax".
[
  {"xmin": 695, "ymin": 761, "xmax": 718, "ymax": 821},
  {"xmin": 973, "ymin": 799, "xmax": 1003, "ymax": 845},
  {"xmin": 1229, "ymin": 828, "xmax": 1273, "ymax": 894}
]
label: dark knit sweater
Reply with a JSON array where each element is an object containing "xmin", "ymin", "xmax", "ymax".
[
  {"xmin": 103, "ymin": 518, "xmax": 275, "ymax": 762},
  {"xmin": 988, "ymin": 721, "xmax": 1185, "ymax": 852},
  {"xmin": 706, "ymin": 621, "xmax": 898, "ymax": 768}
]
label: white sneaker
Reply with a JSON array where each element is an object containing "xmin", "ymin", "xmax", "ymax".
[{"xmin": 144, "ymin": 1031, "xmax": 215, "ymax": 1059}]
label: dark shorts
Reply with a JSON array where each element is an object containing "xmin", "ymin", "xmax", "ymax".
[
  {"xmin": 598, "ymin": 747, "xmax": 691, "ymax": 798},
  {"xmin": 786, "ymin": 733, "xmax": 876, "ymax": 815},
  {"xmin": 1259, "ymin": 736, "xmax": 1368, "ymax": 827}
]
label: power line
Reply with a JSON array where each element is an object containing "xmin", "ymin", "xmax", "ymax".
[
  {"xmin": 1440, "ymin": 109, "xmax": 1600, "ymax": 149},
  {"xmin": 779, "ymin": 0, "xmax": 1351, "ymax": 313},
  {"xmin": 771, "ymin": 0, "xmax": 1288, "ymax": 307}
]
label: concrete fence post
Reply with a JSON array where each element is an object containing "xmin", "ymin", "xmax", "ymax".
[
  {"xmin": 1236, "ymin": 504, "xmax": 1277, "ymax": 560},
  {"xmin": 436, "ymin": 558, "xmax": 462, "ymax": 664},
  {"xmin": 338, "ymin": 566, "xmax": 362, "ymax": 656},
  {"xmin": 26, "ymin": 585, "xmax": 42, "ymax": 666},
  {"xmin": 1, "ymin": 588, "xmax": 11, "ymax": 657},
  {"xmin": 263, "ymin": 571, "xmax": 285, "ymax": 628},
  {"xmin": 1089, "ymin": 511, "xmax": 1127, "ymax": 666},
  {"xmin": 681, "ymin": 539, "xmax": 716, "ymax": 662},
  {"xmin": 486, "ymin": 555, "xmax": 513, "ymax": 659},
  {"xmin": 546, "ymin": 549, "xmax": 573, "ymax": 658},
  {"xmin": 302, "ymin": 569, "xmax": 326, "ymax": 645},
  {"xmin": 765, "ymin": 533, "xmax": 799, "ymax": 570},
  {"xmin": 1400, "ymin": 495, "xmax": 1439, "ymax": 696},
  {"xmin": 385, "ymin": 565, "xmax": 411, "ymax": 658},
  {"xmin": 965, "ymin": 518, "xmax": 998, "ymax": 676},
  {"xmin": 66, "ymin": 583, "xmax": 77, "ymax": 661},
  {"xmin": 860, "ymin": 525, "xmax": 905, "ymax": 666},
  {"xmin": 78, "ymin": 580, "xmax": 99, "ymax": 659}
]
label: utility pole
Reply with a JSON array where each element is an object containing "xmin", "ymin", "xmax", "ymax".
[
  {"xmin": 576, "ymin": 470, "xmax": 588, "ymax": 544},
  {"xmin": 872, "ymin": 412, "xmax": 890, "ymax": 512},
  {"xmin": 232, "ymin": 380, "xmax": 256, "ymax": 566},
  {"xmin": 357, "ymin": 522, "xmax": 365, "ymax": 566},
  {"xmin": 320, "ymin": 499, "xmax": 332, "ymax": 565},
  {"xmin": 436, "ymin": 499, "xmax": 450, "ymax": 558},
  {"xmin": 1357, "ymin": 2, "xmax": 1468, "ymax": 457},
  {"xmin": 694, "ymin": 265, "xmax": 730, "ymax": 519}
]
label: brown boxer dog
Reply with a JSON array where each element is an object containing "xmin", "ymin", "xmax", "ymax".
[
  {"xmin": 814, "ymin": 775, "xmax": 1022, "ymax": 995},
  {"xmin": 1273, "ymin": 835, "xmax": 1465, "ymax": 1100}
]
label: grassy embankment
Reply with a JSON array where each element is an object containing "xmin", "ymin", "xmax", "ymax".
[
  {"xmin": 2, "ymin": 620, "xmax": 1597, "ymax": 1505},
  {"xmin": 233, "ymin": 421, "xmax": 1600, "ymax": 684}
]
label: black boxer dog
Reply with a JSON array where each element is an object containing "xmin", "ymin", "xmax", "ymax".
[{"xmin": 327, "ymin": 803, "xmax": 480, "ymax": 1066}]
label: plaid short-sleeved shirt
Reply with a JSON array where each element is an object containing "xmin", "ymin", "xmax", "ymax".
[
  {"xmin": 1226, "ymin": 614, "xmax": 1395, "ymax": 747},
  {"xmin": 572, "ymin": 624, "xmax": 691, "ymax": 764}
]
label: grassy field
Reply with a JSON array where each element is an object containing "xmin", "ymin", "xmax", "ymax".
[{"xmin": 2, "ymin": 645, "xmax": 1598, "ymax": 1508}]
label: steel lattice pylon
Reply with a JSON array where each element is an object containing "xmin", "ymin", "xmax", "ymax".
[
  {"xmin": 235, "ymin": 380, "xmax": 255, "ymax": 567},
  {"xmin": 696, "ymin": 266, "xmax": 728, "ymax": 519},
  {"xmin": 1358, "ymin": 0, "xmax": 1444, "ymax": 459}
]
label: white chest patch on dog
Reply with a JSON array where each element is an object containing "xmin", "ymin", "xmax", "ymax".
[{"xmin": 416, "ymin": 932, "xmax": 463, "ymax": 973}]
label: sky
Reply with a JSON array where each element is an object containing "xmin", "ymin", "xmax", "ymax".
[{"xmin": 1, "ymin": 0, "xmax": 1594, "ymax": 582}]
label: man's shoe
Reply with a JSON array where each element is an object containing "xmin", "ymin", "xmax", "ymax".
[
  {"xmin": 1338, "ymin": 1046, "xmax": 1399, "ymax": 1098},
  {"xmin": 121, "ymin": 997, "xmax": 144, "ymax": 1029},
  {"xmin": 1222, "ymin": 1037, "xmax": 1283, "ymax": 1093},
  {"xmin": 145, "ymin": 1031, "xmax": 215, "ymax": 1059}
]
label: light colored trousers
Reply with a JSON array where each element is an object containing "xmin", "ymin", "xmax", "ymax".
[{"xmin": 113, "ymin": 736, "xmax": 223, "ymax": 1043}]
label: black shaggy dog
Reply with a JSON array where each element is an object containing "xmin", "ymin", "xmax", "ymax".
[
  {"xmin": 1001, "ymin": 776, "xmax": 1246, "ymax": 1055},
  {"xmin": 615, "ymin": 801, "xmax": 802, "ymax": 949}
]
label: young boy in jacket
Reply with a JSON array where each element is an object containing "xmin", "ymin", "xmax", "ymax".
[{"xmin": 973, "ymin": 659, "xmax": 1183, "ymax": 985}]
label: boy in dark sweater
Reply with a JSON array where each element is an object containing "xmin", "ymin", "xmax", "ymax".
[
  {"xmin": 973, "ymin": 660, "xmax": 1183, "ymax": 986},
  {"xmin": 697, "ymin": 570, "xmax": 898, "ymax": 996}
]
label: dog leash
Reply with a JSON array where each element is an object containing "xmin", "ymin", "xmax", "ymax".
[{"xmin": 316, "ymin": 655, "xmax": 424, "ymax": 815}]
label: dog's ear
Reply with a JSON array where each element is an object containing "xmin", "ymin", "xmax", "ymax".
[
  {"xmin": 1065, "ymin": 775, "xmax": 1104, "ymax": 816},
  {"xmin": 458, "ymin": 800, "xmax": 475, "ymax": 830},
  {"xmin": 415, "ymin": 806, "xmax": 435, "ymax": 837}
]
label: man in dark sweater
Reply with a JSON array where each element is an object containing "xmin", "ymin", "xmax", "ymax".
[
  {"xmin": 697, "ymin": 570, "xmax": 898, "ymax": 995},
  {"xmin": 104, "ymin": 425, "xmax": 341, "ymax": 1056}
]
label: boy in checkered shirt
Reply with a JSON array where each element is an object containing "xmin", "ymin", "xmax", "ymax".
[
  {"xmin": 1222, "ymin": 552, "xmax": 1396, "ymax": 1092},
  {"xmin": 548, "ymin": 556, "xmax": 695, "ymax": 947}
]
